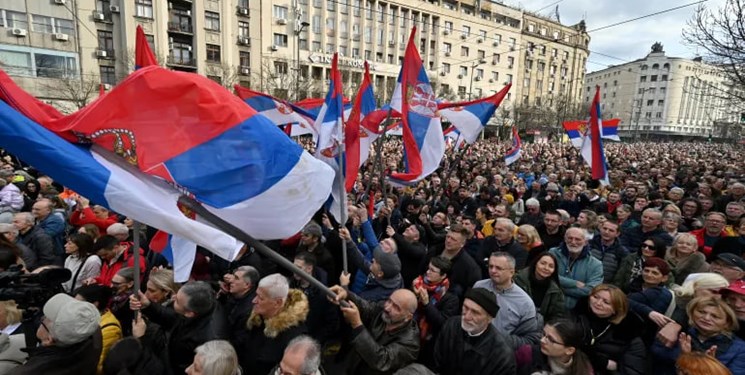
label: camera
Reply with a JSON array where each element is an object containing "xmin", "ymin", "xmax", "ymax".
[{"xmin": 0, "ymin": 265, "xmax": 71, "ymax": 311}]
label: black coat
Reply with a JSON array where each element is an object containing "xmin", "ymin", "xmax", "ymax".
[
  {"xmin": 420, "ymin": 245, "xmax": 481, "ymax": 301},
  {"xmin": 291, "ymin": 268, "xmax": 339, "ymax": 344},
  {"xmin": 142, "ymin": 300, "xmax": 229, "ymax": 375},
  {"xmin": 220, "ymin": 288, "xmax": 255, "ymax": 340},
  {"xmin": 392, "ymin": 233, "xmax": 427, "ymax": 287},
  {"xmin": 9, "ymin": 331, "xmax": 102, "ymax": 375},
  {"xmin": 480, "ymin": 237, "xmax": 528, "ymax": 271},
  {"xmin": 434, "ymin": 317, "xmax": 516, "ymax": 375}
]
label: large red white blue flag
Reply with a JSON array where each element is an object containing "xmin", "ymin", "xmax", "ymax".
[
  {"xmin": 580, "ymin": 86, "xmax": 610, "ymax": 185},
  {"xmin": 563, "ymin": 118, "xmax": 620, "ymax": 148},
  {"xmin": 347, "ymin": 61, "xmax": 378, "ymax": 188},
  {"xmin": 389, "ymin": 27, "xmax": 444, "ymax": 185},
  {"xmin": 438, "ymin": 84, "xmax": 512, "ymax": 144},
  {"xmin": 234, "ymin": 86, "xmax": 318, "ymax": 138},
  {"xmin": 504, "ymin": 127, "xmax": 522, "ymax": 166}
]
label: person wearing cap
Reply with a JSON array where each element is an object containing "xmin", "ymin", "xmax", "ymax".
[
  {"xmin": 329, "ymin": 285, "xmax": 420, "ymax": 374},
  {"xmin": 340, "ymin": 227, "xmax": 403, "ymax": 302},
  {"xmin": 710, "ymin": 252, "xmax": 745, "ymax": 283},
  {"xmin": 386, "ymin": 223, "xmax": 427, "ymax": 287},
  {"xmin": 10, "ymin": 293, "xmax": 102, "ymax": 375},
  {"xmin": 721, "ymin": 280, "xmax": 745, "ymax": 340},
  {"xmin": 432, "ymin": 288, "xmax": 516, "ymax": 375},
  {"xmin": 298, "ymin": 221, "xmax": 336, "ymax": 282},
  {"xmin": 0, "ymin": 170, "xmax": 23, "ymax": 224},
  {"xmin": 538, "ymin": 182, "xmax": 562, "ymax": 213}
]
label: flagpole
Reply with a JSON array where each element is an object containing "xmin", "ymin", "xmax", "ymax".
[
  {"xmin": 177, "ymin": 195, "xmax": 348, "ymax": 306},
  {"xmin": 378, "ymin": 109, "xmax": 393, "ymax": 227},
  {"xmin": 337, "ymin": 125, "xmax": 348, "ymax": 274},
  {"xmin": 132, "ymin": 221, "xmax": 141, "ymax": 293}
]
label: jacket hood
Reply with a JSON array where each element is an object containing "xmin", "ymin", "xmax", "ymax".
[{"xmin": 247, "ymin": 288, "xmax": 309, "ymax": 338}]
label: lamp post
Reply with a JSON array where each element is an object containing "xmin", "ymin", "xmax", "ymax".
[
  {"xmin": 468, "ymin": 60, "xmax": 484, "ymax": 100},
  {"xmin": 294, "ymin": 21, "xmax": 309, "ymax": 101},
  {"xmin": 633, "ymin": 87, "xmax": 655, "ymax": 141}
]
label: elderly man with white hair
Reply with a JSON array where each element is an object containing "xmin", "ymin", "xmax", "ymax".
[
  {"xmin": 234, "ymin": 273, "xmax": 309, "ymax": 375},
  {"xmin": 12, "ymin": 212, "xmax": 55, "ymax": 269},
  {"xmin": 549, "ymin": 227, "xmax": 604, "ymax": 309},
  {"xmin": 270, "ymin": 335, "xmax": 323, "ymax": 375},
  {"xmin": 518, "ymin": 198, "xmax": 544, "ymax": 228},
  {"xmin": 0, "ymin": 223, "xmax": 36, "ymax": 269}
]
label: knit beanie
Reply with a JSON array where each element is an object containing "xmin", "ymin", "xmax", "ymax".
[
  {"xmin": 373, "ymin": 247, "xmax": 401, "ymax": 279},
  {"xmin": 465, "ymin": 288, "xmax": 499, "ymax": 317}
]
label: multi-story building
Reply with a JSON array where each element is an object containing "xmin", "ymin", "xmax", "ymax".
[
  {"xmin": 0, "ymin": 0, "xmax": 588, "ymax": 123},
  {"xmin": 584, "ymin": 43, "xmax": 740, "ymax": 139}
]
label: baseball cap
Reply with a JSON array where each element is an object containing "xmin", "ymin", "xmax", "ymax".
[
  {"xmin": 722, "ymin": 280, "xmax": 745, "ymax": 296},
  {"xmin": 43, "ymin": 293, "xmax": 100, "ymax": 346},
  {"xmin": 716, "ymin": 253, "xmax": 745, "ymax": 271}
]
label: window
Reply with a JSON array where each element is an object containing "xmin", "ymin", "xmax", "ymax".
[
  {"xmin": 273, "ymin": 33, "xmax": 288, "ymax": 47},
  {"xmin": 97, "ymin": 30, "xmax": 114, "ymax": 53},
  {"xmin": 507, "ymin": 56, "xmax": 514, "ymax": 67},
  {"xmin": 274, "ymin": 61, "xmax": 288, "ymax": 74},
  {"xmin": 312, "ymin": 15, "xmax": 321, "ymax": 33},
  {"xmin": 364, "ymin": 26, "xmax": 371, "ymax": 43},
  {"xmin": 442, "ymin": 63, "xmax": 450, "ymax": 73},
  {"xmin": 273, "ymin": 6, "xmax": 288, "ymax": 19},
  {"xmin": 354, "ymin": 0, "xmax": 361, "ymax": 16},
  {"xmin": 650, "ymin": 75, "xmax": 657, "ymax": 82},
  {"xmin": 135, "ymin": 0, "xmax": 153, "ymax": 19},
  {"xmin": 35, "ymin": 53, "xmax": 77, "ymax": 78},
  {"xmin": 658, "ymin": 100, "xmax": 664, "ymax": 106},
  {"xmin": 491, "ymin": 71, "xmax": 498, "ymax": 81},
  {"xmin": 312, "ymin": 41, "xmax": 321, "ymax": 51},
  {"xmin": 479, "ymin": 30, "xmax": 487, "ymax": 39},
  {"xmin": 0, "ymin": 50, "xmax": 32, "ymax": 76},
  {"xmin": 100, "ymin": 65, "xmax": 116, "ymax": 85},
  {"xmin": 340, "ymin": 0, "xmax": 348, "ymax": 13},
  {"xmin": 492, "ymin": 53, "xmax": 500, "ymax": 64},
  {"xmin": 476, "ymin": 68, "xmax": 483, "ymax": 78},
  {"xmin": 458, "ymin": 86, "xmax": 466, "ymax": 96},
  {"xmin": 206, "ymin": 44, "xmax": 221, "ymax": 62},
  {"xmin": 205, "ymin": 12, "xmax": 220, "ymax": 31},
  {"xmin": 640, "ymin": 76, "xmax": 647, "ymax": 82},
  {"xmin": 536, "ymin": 79, "xmax": 542, "ymax": 90},
  {"xmin": 506, "ymin": 74, "xmax": 512, "ymax": 83},
  {"xmin": 477, "ymin": 50, "xmax": 485, "ymax": 59},
  {"xmin": 494, "ymin": 34, "xmax": 501, "ymax": 44},
  {"xmin": 444, "ymin": 21, "xmax": 453, "ymax": 32},
  {"xmin": 646, "ymin": 99, "xmax": 653, "ymax": 106},
  {"xmin": 459, "ymin": 66, "xmax": 467, "ymax": 76},
  {"xmin": 444, "ymin": 43, "xmax": 452, "ymax": 53},
  {"xmin": 238, "ymin": 21, "xmax": 249, "ymax": 37},
  {"xmin": 523, "ymin": 78, "xmax": 530, "ymax": 88},
  {"xmin": 31, "ymin": 15, "xmax": 53, "ymax": 33},
  {"xmin": 661, "ymin": 75, "xmax": 668, "ymax": 81},
  {"xmin": 326, "ymin": 43, "xmax": 335, "ymax": 53},
  {"xmin": 462, "ymin": 25, "xmax": 470, "ymax": 37},
  {"xmin": 327, "ymin": 0, "xmax": 335, "ymax": 12},
  {"xmin": 56, "ymin": 18, "xmax": 73, "ymax": 35},
  {"xmin": 6, "ymin": 11, "xmax": 28, "ymax": 29},
  {"xmin": 655, "ymin": 112, "xmax": 663, "ymax": 118},
  {"xmin": 660, "ymin": 87, "xmax": 666, "ymax": 95},
  {"xmin": 207, "ymin": 75, "xmax": 222, "ymax": 84},
  {"xmin": 461, "ymin": 46, "xmax": 468, "ymax": 57},
  {"xmin": 239, "ymin": 51, "xmax": 250, "ymax": 67}
]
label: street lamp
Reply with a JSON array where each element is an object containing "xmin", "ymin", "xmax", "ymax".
[
  {"xmin": 633, "ymin": 87, "xmax": 655, "ymax": 141},
  {"xmin": 294, "ymin": 21, "xmax": 310, "ymax": 101},
  {"xmin": 468, "ymin": 60, "xmax": 484, "ymax": 100}
]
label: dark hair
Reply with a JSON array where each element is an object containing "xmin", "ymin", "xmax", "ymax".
[
  {"xmin": 544, "ymin": 209, "xmax": 561, "ymax": 218},
  {"xmin": 639, "ymin": 236, "xmax": 667, "ymax": 258},
  {"xmin": 544, "ymin": 319, "xmax": 594, "ymax": 375},
  {"xmin": 529, "ymin": 251, "xmax": 560, "ymax": 285},
  {"xmin": 0, "ymin": 248, "xmax": 17, "ymax": 271},
  {"xmin": 93, "ymin": 235, "xmax": 119, "ymax": 252},
  {"xmin": 67, "ymin": 233, "xmax": 95, "ymax": 258},
  {"xmin": 461, "ymin": 215, "xmax": 476, "ymax": 224},
  {"xmin": 429, "ymin": 256, "xmax": 453, "ymax": 275},
  {"xmin": 74, "ymin": 284, "xmax": 113, "ymax": 312},
  {"xmin": 294, "ymin": 251, "xmax": 317, "ymax": 267},
  {"xmin": 180, "ymin": 281, "xmax": 215, "ymax": 316},
  {"xmin": 644, "ymin": 256, "xmax": 671, "ymax": 276}
]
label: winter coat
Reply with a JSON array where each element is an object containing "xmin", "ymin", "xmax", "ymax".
[
  {"xmin": 236, "ymin": 289, "xmax": 308, "ymax": 375},
  {"xmin": 392, "ymin": 233, "xmax": 427, "ymax": 287},
  {"xmin": 480, "ymin": 237, "xmax": 528, "ymax": 271},
  {"xmin": 689, "ymin": 228, "xmax": 730, "ymax": 261},
  {"xmin": 573, "ymin": 298, "xmax": 647, "ymax": 375},
  {"xmin": 628, "ymin": 286, "xmax": 673, "ymax": 320},
  {"xmin": 98, "ymin": 310, "xmax": 122, "ymax": 375},
  {"xmin": 141, "ymin": 298, "xmax": 229, "ymax": 375},
  {"xmin": 18, "ymin": 226, "xmax": 56, "ymax": 268},
  {"xmin": 419, "ymin": 245, "xmax": 481, "ymax": 301},
  {"xmin": 514, "ymin": 268, "xmax": 566, "ymax": 322},
  {"xmin": 9, "ymin": 330, "xmax": 103, "ymax": 375},
  {"xmin": 0, "ymin": 334, "xmax": 26, "ymax": 374},
  {"xmin": 344, "ymin": 292, "xmax": 420, "ymax": 375},
  {"xmin": 433, "ymin": 316, "xmax": 516, "ymax": 375},
  {"xmin": 619, "ymin": 226, "xmax": 673, "ymax": 251},
  {"xmin": 0, "ymin": 184, "xmax": 23, "ymax": 213},
  {"xmin": 666, "ymin": 251, "xmax": 708, "ymax": 287},
  {"xmin": 37, "ymin": 213, "xmax": 65, "ymax": 257},
  {"xmin": 292, "ymin": 268, "xmax": 339, "ymax": 344},
  {"xmin": 651, "ymin": 327, "xmax": 745, "ymax": 375},
  {"xmin": 588, "ymin": 236, "xmax": 629, "ymax": 283},
  {"xmin": 549, "ymin": 245, "xmax": 604, "ymax": 309},
  {"xmin": 69, "ymin": 207, "xmax": 118, "ymax": 233}
]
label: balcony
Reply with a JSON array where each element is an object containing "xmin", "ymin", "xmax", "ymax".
[
  {"xmin": 166, "ymin": 56, "xmax": 197, "ymax": 69},
  {"xmin": 168, "ymin": 22, "xmax": 193, "ymax": 34}
]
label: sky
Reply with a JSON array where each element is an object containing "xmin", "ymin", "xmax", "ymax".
[{"xmin": 509, "ymin": 0, "xmax": 727, "ymax": 73}]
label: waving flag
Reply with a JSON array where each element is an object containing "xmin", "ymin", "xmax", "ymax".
[
  {"xmin": 234, "ymin": 86, "xmax": 317, "ymax": 138},
  {"xmin": 313, "ymin": 54, "xmax": 347, "ymax": 221},
  {"xmin": 563, "ymin": 118, "xmax": 621, "ymax": 147},
  {"xmin": 296, "ymin": 97, "xmax": 353, "ymax": 120},
  {"xmin": 347, "ymin": 62, "xmax": 378, "ymax": 187},
  {"xmin": 504, "ymin": 127, "xmax": 522, "ymax": 166},
  {"xmin": 438, "ymin": 84, "xmax": 512, "ymax": 144},
  {"xmin": 580, "ymin": 86, "xmax": 609, "ymax": 185},
  {"xmin": 135, "ymin": 25, "xmax": 157, "ymax": 69},
  {"xmin": 444, "ymin": 126, "xmax": 466, "ymax": 151},
  {"xmin": 388, "ymin": 27, "xmax": 445, "ymax": 185}
]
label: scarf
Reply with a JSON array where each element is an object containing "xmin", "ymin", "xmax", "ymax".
[{"xmin": 413, "ymin": 275, "xmax": 450, "ymax": 340}]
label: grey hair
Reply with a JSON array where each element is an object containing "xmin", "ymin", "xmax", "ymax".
[
  {"xmin": 194, "ymin": 340, "xmax": 241, "ymax": 375},
  {"xmin": 284, "ymin": 335, "xmax": 321, "ymax": 374},
  {"xmin": 525, "ymin": 198, "xmax": 540, "ymax": 207},
  {"xmin": 565, "ymin": 226, "xmax": 588, "ymax": 239},
  {"xmin": 180, "ymin": 281, "xmax": 216, "ymax": 316},
  {"xmin": 258, "ymin": 273, "xmax": 289, "ymax": 302},
  {"xmin": 642, "ymin": 208, "xmax": 663, "ymax": 218},
  {"xmin": 490, "ymin": 251, "xmax": 516, "ymax": 269},
  {"xmin": 494, "ymin": 217, "xmax": 515, "ymax": 232},
  {"xmin": 0, "ymin": 223, "xmax": 18, "ymax": 236},
  {"xmin": 235, "ymin": 265, "xmax": 260, "ymax": 287},
  {"xmin": 13, "ymin": 212, "xmax": 34, "ymax": 225},
  {"xmin": 116, "ymin": 267, "xmax": 137, "ymax": 283},
  {"xmin": 106, "ymin": 222, "xmax": 129, "ymax": 236}
]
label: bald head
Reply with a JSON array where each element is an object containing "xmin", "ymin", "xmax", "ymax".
[{"xmin": 392, "ymin": 289, "xmax": 418, "ymax": 314}]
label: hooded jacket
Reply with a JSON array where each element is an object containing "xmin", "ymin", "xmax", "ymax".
[
  {"xmin": 549, "ymin": 244, "xmax": 604, "ymax": 309},
  {"xmin": 236, "ymin": 289, "xmax": 308, "ymax": 375}
]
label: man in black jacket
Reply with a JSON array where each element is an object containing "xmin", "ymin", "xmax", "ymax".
[
  {"xmin": 388, "ymin": 223, "xmax": 427, "ymax": 287},
  {"xmin": 433, "ymin": 288, "xmax": 516, "ymax": 375},
  {"xmin": 129, "ymin": 281, "xmax": 229, "ymax": 375},
  {"xmin": 219, "ymin": 265, "xmax": 259, "ymax": 338},
  {"xmin": 330, "ymin": 285, "xmax": 420, "ymax": 375},
  {"xmin": 419, "ymin": 224, "xmax": 482, "ymax": 301}
]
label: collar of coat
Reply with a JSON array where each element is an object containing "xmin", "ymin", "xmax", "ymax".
[{"xmin": 247, "ymin": 288, "xmax": 309, "ymax": 338}]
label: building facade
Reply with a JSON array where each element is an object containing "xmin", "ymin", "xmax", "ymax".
[
  {"xmin": 584, "ymin": 43, "xmax": 740, "ymax": 139},
  {"xmin": 0, "ymin": 0, "xmax": 588, "ymax": 122}
]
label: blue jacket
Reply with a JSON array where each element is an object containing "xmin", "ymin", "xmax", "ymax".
[
  {"xmin": 37, "ymin": 213, "xmax": 65, "ymax": 256},
  {"xmin": 652, "ymin": 328, "xmax": 745, "ymax": 375},
  {"xmin": 549, "ymin": 244, "xmax": 604, "ymax": 309},
  {"xmin": 628, "ymin": 286, "xmax": 673, "ymax": 319},
  {"xmin": 350, "ymin": 220, "xmax": 379, "ymax": 294}
]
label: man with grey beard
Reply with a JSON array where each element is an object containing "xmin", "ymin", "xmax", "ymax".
[
  {"xmin": 549, "ymin": 227, "xmax": 604, "ymax": 309},
  {"xmin": 433, "ymin": 288, "xmax": 516, "ymax": 375}
]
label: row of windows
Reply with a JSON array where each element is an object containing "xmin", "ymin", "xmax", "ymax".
[
  {"xmin": 640, "ymin": 74, "xmax": 668, "ymax": 82},
  {"xmin": 0, "ymin": 9, "xmax": 74, "ymax": 35},
  {"xmin": 0, "ymin": 48, "xmax": 78, "ymax": 78}
]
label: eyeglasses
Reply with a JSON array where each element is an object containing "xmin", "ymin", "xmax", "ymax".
[
  {"xmin": 542, "ymin": 333, "xmax": 565, "ymax": 346},
  {"xmin": 641, "ymin": 244, "xmax": 655, "ymax": 249}
]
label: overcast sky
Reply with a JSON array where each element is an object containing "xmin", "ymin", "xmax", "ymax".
[{"xmin": 508, "ymin": 0, "xmax": 726, "ymax": 72}]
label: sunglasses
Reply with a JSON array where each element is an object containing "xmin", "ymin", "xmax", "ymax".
[{"xmin": 640, "ymin": 244, "xmax": 655, "ymax": 249}]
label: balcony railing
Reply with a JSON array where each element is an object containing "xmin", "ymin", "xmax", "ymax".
[
  {"xmin": 166, "ymin": 56, "xmax": 196, "ymax": 67},
  {"xmin": 168, "ymin": 22, "xmax": 193, "ymax": 34}
]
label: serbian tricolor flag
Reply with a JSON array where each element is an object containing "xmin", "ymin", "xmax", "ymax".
[
  {"xmin": 563, "ymin": 118, "xmax": 621, "ymax": 148},
  {"xmin": 444, "ymin": 126, "xmax": 466, "ymax": 151},
  {"xmin": 580, "ymin": 86, "xmax": 610, "ymax": 185},
  {"xmin": 296, "ymin": 97, "xmax": 353, "ymax": 120},
  {"xmin": 504, "ymin": 127, "xmax": 522, "ymax": 166},
  {"xmin": 388, "ymin": 27, "xmax": 445, "ymax": 185},
  {"xmin": 234, "ymin": 86, "xmax": 318, "ymax": 139},
  {"xmin": 348, "ymin": 62, "xmax": 378, "ymax": 181},
  {"xmin": 135, "ymin": 25, "xmax": 157, "ymax": 69},
  {"xmin": 313, "ymin": 53, "xmax": 348, "ymax": 221},
  {"xmin": 438, "ymin": 84, "xmax": 512, "ymax": 144}
]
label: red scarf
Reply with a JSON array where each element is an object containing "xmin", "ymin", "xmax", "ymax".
[{"xmin": 413, "ymin": 275, "xmax": 450, "ymax": 340}]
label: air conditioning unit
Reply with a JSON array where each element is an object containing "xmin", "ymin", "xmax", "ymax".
[
  {"xmin": 185, "ymin": 10, "xmax": 191, "ymax": 16},
  {"xmin": 102, "ymin": 83, "xmax": 112, "ymax": 90},
  {"xmin": 93, "ymin": 11, "xmax": 105, "ymax": 21},
  {"xmin": 509, "ymin": 46, "xmax": 515, "ymax": 51},
  {"xmin": 240, "ymin": 67, "xmax": 250, "ymax": 75},
  {"xmin": 444, "ymin": 52, "xmax": 451, "ymax": 57},
  {"xmin": 440, "ymin": 71, "xmax": 446, "ymax": 76},
  {"xmin": 270, "ymin": 45, "xmax": 279, "ymax": 51},
  {"xmin": 277, "ymin": 18, "xmax": 287, "ymax": 25},
  {"xmin": 11, "ymin": 28, "xmax": 27, "ymax": 37},
  {"xmin": 492, "ymin": 41, "xmax": 499, "ymax": 47},
  {"xmin": 54, "ymin": 0, "xmax": 66, "ymax": 4},
  {"xmin": 475, "ymin": 76, "xmax": 482, "ymax": 81},
  {"xmin": 488, "ymin": 79, "xmax": 494, "ymax": 83},
  {"xmin": 109, "ymin": 5, "xmax": 120, "ymax": 13},
  {"xmin": 54, "ymin": 33, "xmax": 69, "ymax": 41},
  {"xmin": 238, "ymin": 7, "xmax": 249, "ymax": 15},
  {"xmin": 238, "ymin": 36, "xmax": 250, "ymax": 45},
  {"xmin": 460, "ymin": 34, "xmax": 467, "ymax": 40},
  {"xmin": 186, "ymin": 45, "xmax": 192, "ymax": 52},
  {"xmin": 388, "ymin": 40, "xmax": 395, "ymax": 45},
  {"xmin": 96, "ymin": 49, "xmax": 108, "ymax": 58},
  {"xmin": 477, "ymin": 38, "xmax": 483, "ymax": 43},
  {"xmin": 479, "ymin": 59, "xmax": 486, "ymax": 64},
  {"xmin": 443, "ymin": 29, "xmax": 450, "ymax": 35},
  {"xmin": 457, "ymin": 74, "xmax": 463, "ymax": 79}
]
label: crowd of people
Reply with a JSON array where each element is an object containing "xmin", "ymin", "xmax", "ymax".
[{"xmin": 0, "ymin": 138, "xmax": 742, "ymax": 375}]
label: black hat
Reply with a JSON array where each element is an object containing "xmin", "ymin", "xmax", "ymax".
[
  {"xmin": 717, "ymin": 253, "xmax": 745, "ymax": 271},
  {"xmin": 464, "ymin": 288, "xmax": 499, "ymax": 317}
]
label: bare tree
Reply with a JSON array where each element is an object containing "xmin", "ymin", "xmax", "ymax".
[
  {"xmin": 252, "ymin": 59, "xmax": 315, "ymax": 101},
  {"xmin": 42, "ymin": 73, "xmax": 101, "ymax": 111},
  {"xmin": 682, "ymin": 0, "xmax": 745, "ymax": 109},
  {"xmin": 204, "ymin": 63, "xmax": 241, "ymax": 90}
]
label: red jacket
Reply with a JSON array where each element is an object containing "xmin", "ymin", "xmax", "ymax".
[
  {"xmin": 70, "ymin": 206, "xmax": 118, "ymax": 232},
  {"xmin": 690, "ymin": 228, "xmax": 729, "ymax": 259},
  {"xmin": 95, "ymin": 245, "xmax": 147, "ymax": 287}
]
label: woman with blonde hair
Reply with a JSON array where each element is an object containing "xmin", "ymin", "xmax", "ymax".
[
  {"xmin": 667, "ymin": 233, "xmax": 709, "ymax": 285},
  {"xmin": 517, "ymin": 224, "xmax": 546, "ymax": 265},
  {"xmin": 145, "ymin": 268, "xmax": 180, "ymax": 305},
  {"xmin": 0, "ymin": 300, "xmax": 23, "ymax": 336}
]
